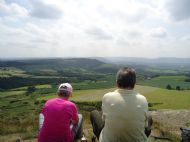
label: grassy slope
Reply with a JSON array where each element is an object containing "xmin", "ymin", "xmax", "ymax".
[
  {"xmin": 145, "ymin": 89, "xmax": 190, "ymax": 109},
  {"xmin": 38, "ymin": 85, "xmax": 190, "ymax": 110},
  {"xmin": 36, "ymin": 85, "xmax": 190, "ymax": 142},
  {"xmin": 1, "ymin": 84, "xmax": 190, "ymax": 141},
  {"xmin": 0, "ymin": 84, "xmax": 54, "ymax": 139}
]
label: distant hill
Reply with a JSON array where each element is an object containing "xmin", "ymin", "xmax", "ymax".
[
  {"xmin": 99, "ymin": 57, "xmax": 190, "ymax": 66},
  {"xmin": 0, "ymin": 58, "xmax": 120, "ymax": 89},
  {"xmin": 1, "ymin": 57, "xmax": 190, "ymax": 68},
  {"xmin": 0, "ymin": 58, "xmax": 119, "ymax": 74},
  {"xmin": 0, "ymin": 57, "xmax": 189, "ymax": 90},
  {"xmin": 0, "ymin": 58, "xmax": 103, "ymax": 69}
]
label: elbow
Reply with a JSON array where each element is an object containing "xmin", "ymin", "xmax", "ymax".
[{"xmin": 71, "ymin": 118, "xmax": 79, "ymax": 125}]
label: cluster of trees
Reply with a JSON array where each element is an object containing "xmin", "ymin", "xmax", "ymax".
[
  {"xmin": 27, "ymin": 86, "xmax": 36, "ymax": 93},
  {"xmin": 185, "ymin": 78, "xmax": 190, "ymax": 82},
  {"xmin": 0, "ymin": 77, "xmax": 68, "ymax": 90},
  {"xmin": 0, "ymin": 73, "xmax": 112, "ymax": 90},
  {"xmin": 166, "ymin": 84, "xmax": 181, "ymax": 91}
]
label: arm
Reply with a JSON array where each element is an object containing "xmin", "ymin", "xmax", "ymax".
[
  {"xmin": 71, "ymin": 104, "xmax": 79, "ymax": 125},
  {"xmin": 71, "ymin": 117, "xmax": 78, "ymax": 125},
  {"xmin": 102, "ymin": 95, "xmax": 107, "ymax": 121},
  {"xmin": 102, "ymin": 114, "xmax": 106, "ymax": 122},
  {"xmin": 144, "ymin": 100, "xmax": 152, "ymax": 137},
  {"xmin": 39, "ymin": 104, "xmax": 46, "ymax": 130}
]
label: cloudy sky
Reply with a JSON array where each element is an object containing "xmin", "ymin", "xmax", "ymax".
[{"xmin": 0, "ymin": 0, "xmax": 190, "ymax": 58}]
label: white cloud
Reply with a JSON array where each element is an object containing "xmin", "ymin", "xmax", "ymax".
[
  {"xmin": 85, "ymin": 26, "xmax": 113, "ymax": 40},
  {"xmin": 166, "ymin": 0, "xmax": 190, "ymax": 21},
  {"xmin": 0, "ymin": 1, "xmax": 28, "ymax": 17},
  {"xmin": 181, "ymin": 35, "xmax": 190, "ymax": 41},
  {"xmin": 149, "ymin": 27, "xmax": 167, "ymax": 38},
  {"xmin": 29, "ymin": 0, "xmax": 63, "ymax": 19},
  {"xmin": 0, "ymin": 0, "xmax": 190, "ymax": 58}
]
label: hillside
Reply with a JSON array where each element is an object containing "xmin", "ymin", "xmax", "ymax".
[
  {"xmin": 0, "ymin": 57, "xmax": 190, "ymax": 141},
  {"xmin": 38, "ymin": 85, "xmax": 190, "ymax": 110},
  {"xmin": 1, "ymin": 85, "xmax": 190, "ymax": 141},
  {"xmin": 102, "ymin": 57, "xmax": 190, "ymax": 65},
  {"xmin": 0, "ymin": 58, "xmax": 119, "ymax": 90},
  {"xmin": 1, "ymin": 58, "xmax": 105, "ymax": 71},
  {"xmin": 1, "ymin": 57, "xmax": 190, "ymax": 90},
  {"xmin": 0, "ymin": 58, "xmax": 119, "ymax": 73}
]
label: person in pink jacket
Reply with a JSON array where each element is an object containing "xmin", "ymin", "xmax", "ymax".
[{"xmin": 38, "ymin": 83, "xmax": 83, "ymax": 142}]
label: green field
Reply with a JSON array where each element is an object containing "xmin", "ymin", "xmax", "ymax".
[
  {"xmin": 1, "ymin": 57, "xmax": 190, "ymax": 141},
  {"xmin": 139, "ymin": 75, "xmax": 190, "ymax": 90},
  {"xmin": 0, "ymin": 67, "xmax": 30, "ymax": 77},
  {"xmin": 1, "ymin": 84, "xmax": 190, "ymax": 141},
  {"xmin": 38, "ymin": 85, "xmax": 190, "ymax": 110}
]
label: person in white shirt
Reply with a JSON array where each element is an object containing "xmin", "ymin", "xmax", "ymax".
[{"xmin": 90, "ymin": 67, "xmax": 152, "ymax": 142}]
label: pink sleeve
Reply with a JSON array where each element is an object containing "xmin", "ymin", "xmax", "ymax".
[
  {"xmin": 42, "ymin": 106, "xmax": 45, "ymax": 115},
  {"xmin": 72, "ymin": 104, "xmax": 78, "ymax": 122},
  {"xmin": 42, "ymin": 102, "xmax": 47, "ymax": 115}
]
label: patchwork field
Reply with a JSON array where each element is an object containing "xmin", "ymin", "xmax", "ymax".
[
  {"xmin": 1, "ymin": 84, "xmax": 190, "ymax": 141},
  {"xmin": 0, "ymin": 67, "xmax": 29, "ymax": 78},
  {"xmin": 139, "ymin": 75, "xmax": 190, "ymax": 90}
]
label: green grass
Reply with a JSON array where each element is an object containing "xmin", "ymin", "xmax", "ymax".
[
  {"xmin": 1, "ymin": 84, "xmax": 190, "ymax": 141},
  {"xmin": 139, "ymin": 75, "xmax": 190, "ymax": 89},
  {"xmin": 37, "ymin": 85, "xmax": 190, "ymax": 110},
  {"xmin": 35, "ymin": 84, "xmax": 52, "ymax": 89},
  {"xmin": 145, "ymin": 89, "xmax": 190, "ymax": 109},
  {"xmin": 38, "ymin": 88, "xmax": 116, "ymax": 102},
  {"xmin": 71, "ymin": 85, "xmax": 158, "ymax": 102},
  {"xmin": 38, "ymin": 85, "xmax": 158, "ymax": 102},
  {"xmin": 11, "ymin": 84, "xmax": 53, "ymax": 92},
  {"xmin": 0, "ymin": 92, "xmax": 39, "ymax": 136},
  {"xmin": 0, "ymin": 90, "xmax": 26, "ymax": 98},
  {"xmin": 0, "ymin": 67, "xmax": 30, "ymax": 77},
  {"xmin": 144, "ymin": 68, "xmax": 179, "ymax": 74},
  {"xmin": 72, "ymin": 75, "xmax": 115, "ymax": 90}
]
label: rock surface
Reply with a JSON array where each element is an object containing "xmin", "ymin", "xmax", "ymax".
[{"xmin": 149, "ymin": 109, "xmax": 190, "ymax": 141}]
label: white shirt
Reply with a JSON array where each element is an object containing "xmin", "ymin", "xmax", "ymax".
[{"xmin": 99, "ymin": 89, "xmax": 148, "ymax": 142}]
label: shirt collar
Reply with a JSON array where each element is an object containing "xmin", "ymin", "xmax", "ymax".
[{"xmin": 116, "ymin": 88, "xmax": 136, "ymax": 94}]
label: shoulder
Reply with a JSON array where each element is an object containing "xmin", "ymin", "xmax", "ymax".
[
  {"xmin": 66, "ymin": 101, "xmax": 78, "ymax": 109},
  {"xmin": 103, "ymin": 91, "xmax": 116, "ymax": 98},
  {"xmin": 102, "ymin": 91, "xmax": 118, "ymax": 102},
  {"xmin": 136, "ymin": 93, "xmax": 147, "ymax": 99},
  {"xmin": 43, "ymin": 98, "xmax": 58, "ymax": 109},
  {"xmin": 67, "ymin": 101, "xmax": 77, "ymax": 106},
  {"xmin": 136, "ymin": 93, "xmax": 148, "ymax": 103},
  {"xmin": 45, "ymin": 98, "xmax": 57, "ymax": 104}
]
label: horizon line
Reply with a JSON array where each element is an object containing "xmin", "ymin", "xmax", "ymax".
[{"xmin": 1, "ymin": 56, "xmax": 190, "ymax": 60}]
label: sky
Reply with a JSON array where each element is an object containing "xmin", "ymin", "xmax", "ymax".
[{"xmin": 0, "ymin": 0, "xmax": 190, "ymax": 58}]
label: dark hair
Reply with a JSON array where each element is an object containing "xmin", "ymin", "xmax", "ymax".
[
  {"xmin": 57, "ymin": 90, "xmax": 70, "ymax": 97},
  {"xmin": 116, "ymin": 67, "xmax": 136, "ymax": 89}
]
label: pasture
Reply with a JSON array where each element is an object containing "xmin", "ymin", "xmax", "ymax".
[
  {"xmin": 139, "ymin": 75, "xmax": 190, "ymax": 90},
  {"xmin": 0, "ymin": 67, "xmax": 29, "ymax": 78},
  {"xmin": 1, "ymin": 84, "xmax": 190, "ymax": 141},
  {"xmin": 38, "ymin": 85, "xmax": 190, "ymax": 110}
]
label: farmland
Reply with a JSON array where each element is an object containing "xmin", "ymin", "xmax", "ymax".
[
  {"xmin": 139, "ymin": 75, "xmax": 190, "ymax": 90},
  {"xmin": 0, "ymin": 67, "xmax": 30, "ymax": 78},
  {"xmin": 1, "ymin": 58, "xmax": 190, "ymax": 141}
]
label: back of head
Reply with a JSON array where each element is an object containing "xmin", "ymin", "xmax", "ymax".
[
  {"xmin": 57, "ymin": 83, "xmax": 73, "ymax": 98},
  {"xmin": 116, "ymin": 67, "xmax": 136, "ymax": 89}
]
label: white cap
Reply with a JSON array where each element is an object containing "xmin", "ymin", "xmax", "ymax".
[{"xmin": 57, "ymin": 83, "xmax": 73, "ymax": 93}]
